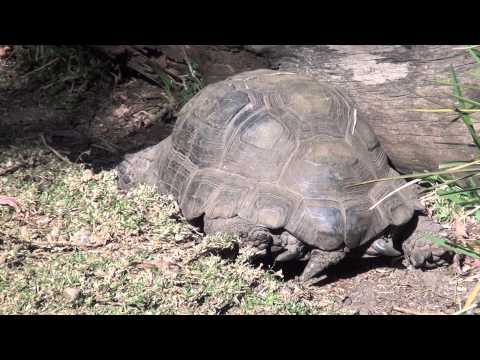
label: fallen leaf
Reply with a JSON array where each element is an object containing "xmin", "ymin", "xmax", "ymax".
[
  {"xmin": 35, "ymin": 216, "xmax": 52, "ymax": 226},
  {"xmin": 63, "ymin": 288, "xmax": 81, "ymax": 302},
  {"xmin": 471, "ymin": 260, "xmax": 480, "ymax": 269},
  {"xmin": 165, "ymin": 67, "xmax": 180, "ymax": 77},
  {"xmin": 0, "ymin": 195, "xmax": 19, "ymax": 211},
  {"xmin": 0, "ymin": 46, "xmax": 11, "ymax": 59},
  {"xmin": 70, "ymin": 228, "xmax": 91, "ymax": 245},
  {"xmin": 454, "ymin": 219, "xmax": 468, "ymax": 240},
  {"xmin": 134, "ymin": 257, "xmax": 180, "ymax": 275},
  {"xmin": 113, "ymin": 104, "xmax": 130, "ymax": 118},
  {"xmin": 81, "ymin": 169, "xmax": 94, "ymax": 182}
]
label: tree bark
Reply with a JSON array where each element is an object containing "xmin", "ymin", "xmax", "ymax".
[
  {"xmin": 246, "ymin": 45, "xmax": 480, "ymax": 173},
  {"xmin": 93, "ymin": 45, "xmax": 480, "ymax": 173},
  {"xmin": 90, "ymin": 45, "xmax": 268, "ymax": 86}
]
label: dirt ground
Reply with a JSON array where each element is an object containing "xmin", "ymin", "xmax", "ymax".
[{"xmin": 1, "ymin": 45, "xmax": 479, "ymax": 315}]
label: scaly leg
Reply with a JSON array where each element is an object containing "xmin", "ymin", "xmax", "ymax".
[
  {"xmin": 273, "ymin": 232, "xmax": 307, "ymax": 262},
  {"xmin": 393, "ymin": 215, "xmax": 453, "ymax": 269},
  {"xmin": 204, "ymin": 216, "xmax": 273, "ymax": 254},
  {"xmin": 300, "ymin": 248, "xmax": 347, "ymax": 281}
]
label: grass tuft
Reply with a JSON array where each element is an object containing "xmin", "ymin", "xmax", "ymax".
[
  {"xmin": 10, "ymin": 46, "xmax": 115, "ymax": 97},
  {"xmin": 0, "ymin": 142, "xmax": 331, "ymax": 314}
]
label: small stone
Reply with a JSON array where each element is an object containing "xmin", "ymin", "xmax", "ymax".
[
  {"xmin": 81, "ymin": 169, "xmax": 94, "ymax": 182},
  {"xmin": 113, "ymin": 104, "xmax": 130, "ymax": 118},
  {"xmin": 359, "ymin": 308, "xmax": 371, "ymax": 315},
  {"xmin": 279, "ymin": 287, "xmax": 293, "ymax": 299},
  {"xmin": 342, "ymin": 296, "xmax": 353, "ymax": 306},
  {"xmin": 63, "ymin": 288, "xmax": 81, "ymax": 302},
  {"xmin": 36, "ymin": 216, "xmax": 52, "ymax": 226},
  {"xmin": 71, "ymin": 228, "xmax": 91, "ymax": 245}
]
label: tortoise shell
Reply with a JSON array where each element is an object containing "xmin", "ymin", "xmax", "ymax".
[{"xmin": 133, "ymin": 70, "xmax": 417, "ymax": 251}]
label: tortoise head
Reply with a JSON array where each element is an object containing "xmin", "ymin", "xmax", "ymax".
[
  {"xmin": 388, "ymin": 201, "xmax": 417, "ymax": 226},
  {"xmin": 369, "ymin": 176, "xmax": 423, "ymax": 228}
]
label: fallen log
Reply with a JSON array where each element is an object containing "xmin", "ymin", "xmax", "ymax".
[
  {"xmin": 245, "ymin": 45, "xmax": 480, "ymax": 173},
  {"xmin": 93, "ymin": 45, "xmax": 480, "ymax": 174}
]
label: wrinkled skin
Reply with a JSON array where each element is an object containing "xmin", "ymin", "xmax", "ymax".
[{"xmin": 394, "ymin": 215, "xmax": 453, "ymax": 269}]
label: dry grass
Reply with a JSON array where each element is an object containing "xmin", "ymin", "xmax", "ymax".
[{"xmin": 0, "ymin": 143, "xmax": 335, "ymax": 315}]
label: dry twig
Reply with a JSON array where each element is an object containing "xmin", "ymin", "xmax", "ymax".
[
  {"xmin": 392, "ymin": 307, "xmax": 445, "ymax": 315},
  {"xmin": 0, "ymin": 163, "xmax": 24, "ymax": 176},
  {"xmin": 40, "ymin": 134, "xmax": 70, "ymax": 163}
]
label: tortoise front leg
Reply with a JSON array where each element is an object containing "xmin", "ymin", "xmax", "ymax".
[
  {"xmin": 393, "ymin": 215, "xmax": 453, "ymax": 269},
  {"xmin": 204, "ymin": 217, "xmax": 307, "ymax": 260},
  {"xmin": 273, "ymin": 232, "xmax": 307, "ymax": 262},
  {"xmin": 204, "ymin": 216, "xmax": 273, "ymax": 255},
  {"xmin": 205, "ymin": 216, "xmax": 347, "ymax": 280}
]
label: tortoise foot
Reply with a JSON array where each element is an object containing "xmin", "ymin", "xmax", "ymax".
[
  {"xmin": 402, "ymin": 233, "xmax": 453, "ymax": 269},
  {"xmin": 390, "ymin": 215, "xmax": 454, "ymax": 269},
  {"xmin": 300, "ymin": 248, "xmax": 346, "ymax": 281}
]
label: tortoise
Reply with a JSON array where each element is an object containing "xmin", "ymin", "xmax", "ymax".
[{"xmin": 118, "ymin": 69, "xmax": 452, "ymax": 281}]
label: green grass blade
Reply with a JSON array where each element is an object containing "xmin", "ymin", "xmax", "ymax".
[
  {"xmin": 424, "ymin": 233, "xmax": 480, "ymax": 260},
  {"xmin": 411, "ymin": 109, "xmax": 480, "ymax": 113},
  {"xmin": 432, "ymin": 80, "xmax": 480, "ymax": 91},
  {"xmin": 350, "ymin": 159, "xmax": 480, "ymax": 187},
  {"xmin": 450, "ymin": 66, "xmax": 480, "ymax": 150},
  {"xmin": 450, "ymin": 94, "xmax": 480, "ymax": 108},
  {"xmin": 468, "ymin": 48, "xmax": 480, "ymax": 65},
  {"xmin": 437, "ymin": 187, "xmax": 480, "ymax": 197},
  {"xmin": 450, "ymin": 65, "xmax": 463, "ymax": 98},
  {"xmin": 455, "ymin": 199, "xmax": 480, "ymax": 206},
  {"xmin": 438, "ymin": 161, "xmax": 476, "ymax": 169}
]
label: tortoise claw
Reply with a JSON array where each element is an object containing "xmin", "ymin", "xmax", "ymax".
[{"xmin": 300, "ymin": 250, "xmax": 325, "ymax": 281}]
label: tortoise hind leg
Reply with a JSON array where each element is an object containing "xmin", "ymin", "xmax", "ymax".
[
  {"xmin": 300, "ymin": 249, "xmax": 346, "ymax": 281},
  {"xmin": 206, "ymin": 216, "xmax": 347, "ymax": 280}
]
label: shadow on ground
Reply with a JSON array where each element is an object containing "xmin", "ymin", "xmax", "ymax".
[
  {"xmin": 0, "ymin": 75, "xmax": 175, "ymax": 172},
  {"xmin": 0, "ymin": 45, "xmax": 270, "ymax": 173}
]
